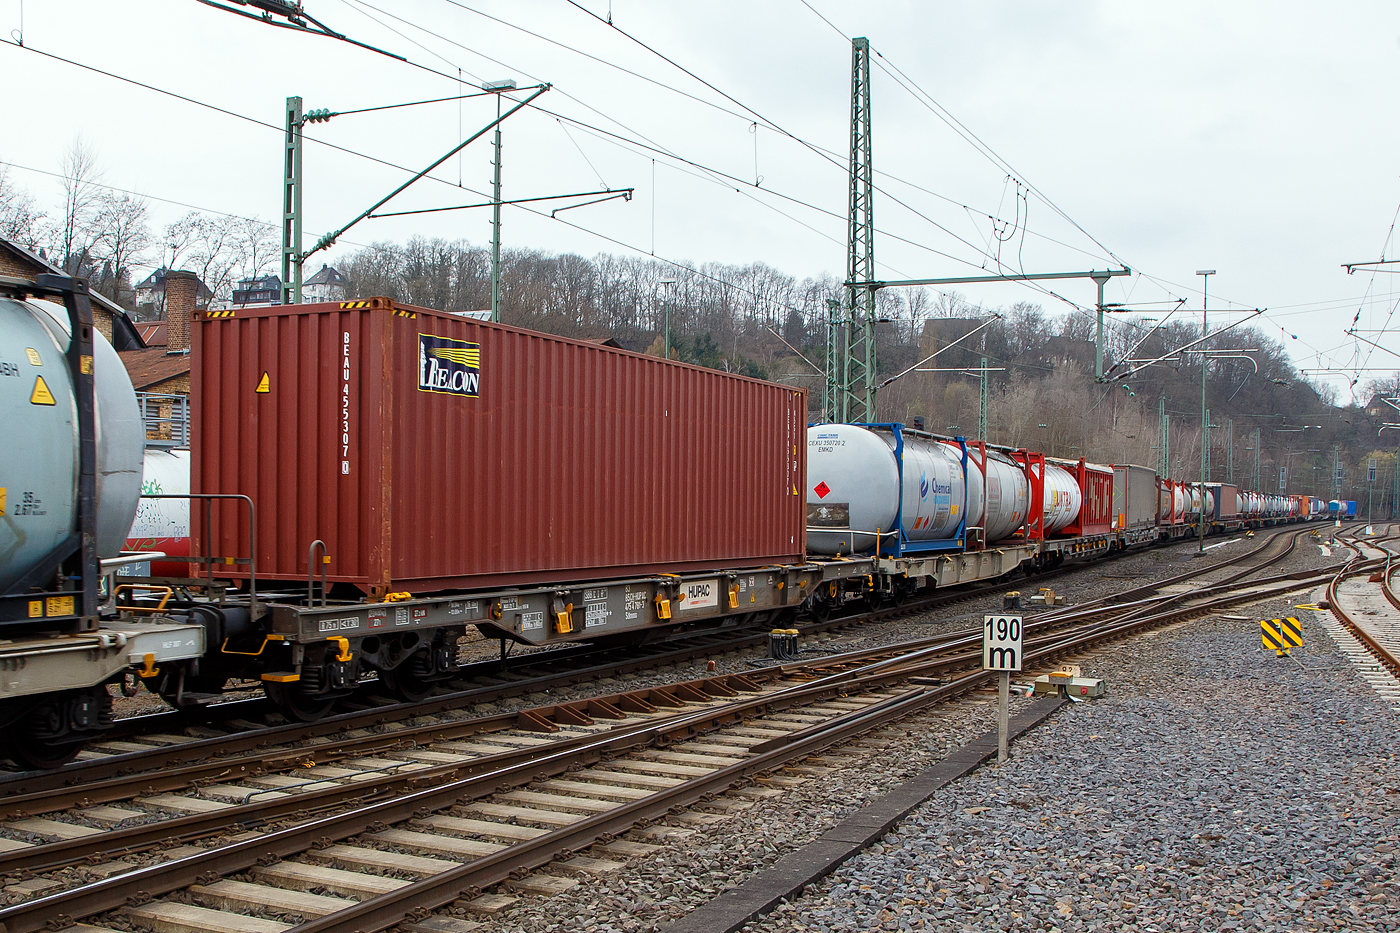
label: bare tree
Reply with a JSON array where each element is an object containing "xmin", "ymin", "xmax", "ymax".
[
  {"xmin": 92, "ymin": 192, "xmax": 151, "ymax": 307},
  {"xmin": 0, "ymin": 167, "xmax": 46, "ymax": 249},
  {"xmin": 1363, "ymin": 373, "xmax": 1400, "ymax": 404},
  {"xmin": 49, "ymin": 138, "xmax": 105, "ymax": 274},
  {"xmin": 156, "ymin": 212, "xmax": 279, "ymax": 308},
  {"xmin": 160, "ymin": 211, "xmax": 204, "ymax": 272},
  {"xmin": 237, "ymin": 217, "xmax": 279, "ymax": 281},
  {"xmin": 184, "ymin": 217, "xmax": 243, "ymax": 306}
]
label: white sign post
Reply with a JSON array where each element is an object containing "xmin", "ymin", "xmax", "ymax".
[{"xmin": 983, "ymin": 614, "xmax": 1023, "ymax": 764}]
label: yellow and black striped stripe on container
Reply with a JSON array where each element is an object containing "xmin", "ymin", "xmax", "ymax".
[
  {"xmin": 205, "ymin": 310, "xmax": 236, "ymax": 318},
  {"xmin": 339, "ymin": 300, "xmax": 374, "ymax": 309}
]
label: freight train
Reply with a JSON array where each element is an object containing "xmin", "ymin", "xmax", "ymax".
[{"xmin": 0, "ymin": 275, "xmax": 1325, "ymax": 767}]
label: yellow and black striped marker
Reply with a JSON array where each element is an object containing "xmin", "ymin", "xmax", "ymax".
[{"xmin": 1261, "ymin": 616, "xmax": 1303, "ymax": 655}]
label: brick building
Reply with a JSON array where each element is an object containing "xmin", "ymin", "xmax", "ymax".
[
  {"xmin": 119, "ymin": 271, "xmax": 200, "ymax": 445},
  {"xmin": 0, "ymin": 237, "xmax": 145, "ymax": 350},
  {"xmin": 118, "ymin": 270, "xmax": 198, "ymax": 397}
]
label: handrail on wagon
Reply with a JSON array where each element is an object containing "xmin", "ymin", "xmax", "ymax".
[
  {"xmin": 141, "ymin": 494, "xmax": 258, "ymax": 613},
  {"xmin": 308, "ymin": 539, "xmax": 328, "ymax": 608}
]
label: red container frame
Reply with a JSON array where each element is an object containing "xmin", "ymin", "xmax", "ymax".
[
  {"xmin": 1062, "ymin": 458, "xmax": 1114, "ymax": 537},
  {"xmin": 192, "ymin": 298, "xmax": 807, "ymax": 597}
]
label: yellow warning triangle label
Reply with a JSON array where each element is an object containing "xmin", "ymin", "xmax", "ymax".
[
  {"xmin": 255, "ymin": 372, "xmax": 271, "ymax": 394},
  {"xmin": 30, "ymin": 375, "xmax": 56, "ymax": 406}
]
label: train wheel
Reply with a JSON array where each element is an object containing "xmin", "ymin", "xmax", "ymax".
[
  {"xmin": 264, "ymin": 682, "xmax": 337, "ymax": 722},
  {"xmin": 3, "ymin": 687, "xmax": 113, "ymax": 770},
  {"xmin": 892, "ymin": 579, "xmax": 915, "ymax": 606},
  {"xmin": 4, "ymin": 726, "xmax": 84, "ymax": 770},
  {"xmin": 376, "ymin": 666, "xmax": 434, "ymax": 703}
]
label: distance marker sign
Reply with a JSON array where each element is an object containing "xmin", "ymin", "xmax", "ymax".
[{"xmin": 983, "ymin": 614, "xmax": 1023, "ymax": 671}]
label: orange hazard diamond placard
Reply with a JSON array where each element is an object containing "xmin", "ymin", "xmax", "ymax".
[{"xmin": 814, "ymin": 481, "xmax": 830, "ymax": 499}]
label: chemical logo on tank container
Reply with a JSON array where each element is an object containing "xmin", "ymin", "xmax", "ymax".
[
  {"xmin": 418, "ymin": 334, "xmax": 481, "ymax": 397},
  {"xmin": 920, "ymin": 471, "xmax": 929, "ymax": 499}
]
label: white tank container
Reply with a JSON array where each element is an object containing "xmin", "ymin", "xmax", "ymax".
[
  {"xmin": 896, "ymin": 435, "xmax": 970, "ymax": 542},
  {"xmin": 125, "ymin": 448, "xmax": 191, "ymax": 576},
  {"xmin": 980, "ymin": 449, "xmax": 1030, "ymax": 541},
  {"xmin": 807, "ymin": 424, "xmax": 969, "ymax": 555},
  {"xmin": 946, "ymin": 444, "xmax": 1031, "ymax": 543},
  {"xmin": 1042, "ymin": 462, "xmax": 1081, "ymax": 534},
  {"xmin": 0, "ymin": 297, "xmax": 143, "ymax": 591},
  {"xmin": 1160, "ymin": 482, "xmax": 1184, "ymax": 521}
]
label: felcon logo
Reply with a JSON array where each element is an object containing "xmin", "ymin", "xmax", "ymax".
[{"xmin": 418, "ymin": 334, "xmax": 481, "ymax": 397}]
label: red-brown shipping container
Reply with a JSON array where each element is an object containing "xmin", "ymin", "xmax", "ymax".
[
  {"xmin": 1061, "ymin": 458, "xmax": 1114, "ymax": 537},
  {"xmin": 192, "ymin": 298, "xmax": 807, "ymax": 597}
]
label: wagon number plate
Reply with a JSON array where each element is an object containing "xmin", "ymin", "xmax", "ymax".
[{"xmin": 318, "ymin": 617, "xmax": 359, "ymax": 632}]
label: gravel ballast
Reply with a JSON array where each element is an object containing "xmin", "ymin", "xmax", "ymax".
[{"xmin": 744, "ymin": 596, "xmax": 1400, "ymax": 933}]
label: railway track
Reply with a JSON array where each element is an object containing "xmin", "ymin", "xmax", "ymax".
[
  {"xmin": 0, "ymin": 527, "xmax": 1337, "ymax": 848},
  {"xmin": 0, "ymin": 607, "xmax": 1159, "ymax": 875},
  {"xmin": 1321, "ymin": 527, "xmax": 1400, "ymax": 696},
  {"xmin": 0, "ymin": 524, "xmax": 1313, "ymax": 787},
  {"xmin": 1, "ymin": 524, "xmax": 1320, "ymax": 796},
  {"xmin": 0, "ymin": 529, "xmax": 1351, "ymax": 933}
]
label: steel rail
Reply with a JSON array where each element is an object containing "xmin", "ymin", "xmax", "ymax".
[
  {"xmin": 1326, "ymin": 528, "xmax": 1400, "ymax": 679},
  {"xmin": 0, "ymin": 556, "xmax": 1346, "ymax": 933},
  {"xmin": 1383, "ymin": 559, "xmax": 1400, "ymax": 615},
  {"xmin": 1, "ymin": 626, "xmax": 1010, "ymax": 874},
  {"xmin": 0, "ymin": 523, "xmax": 1207, "ymax": 792},
  {"xmin": 1037, "ymin": 522, "xmax": 1322, "ymax": 621},
  {"xmin": 234, "ymin": 568, "xmax": 1355, "ymax": 933},
  {"xmin": 0, "ymin": 637, "xmax": 1009, "ymax": 933},
  {"xmin": 0, "ymin": 529, "xmax": 1341, "ymax": 826},
  {"xmin": 0, "ymin": 675, "xmax": 769, "ymax": 823},
  {"xmin": 2, "ymin": 518, "xmax": 1289, "ymax": 790},
  {"xmin": 0, "ymin": 563, "xmax": 1024, "ymax": 791}
]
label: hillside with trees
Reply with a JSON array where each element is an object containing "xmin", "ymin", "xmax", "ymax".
[
  {"xmin": 339, "ymin": 234, "xmax": 1400, "ymax": 513},
  {"xmin": 3, "ymin": 149, "xmax": 1398, "ymax": 512}
]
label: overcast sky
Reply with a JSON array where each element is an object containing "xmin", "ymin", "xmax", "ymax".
[{"xmin": 4, "ymin": 1, "xmax": 1400, "ymax": 402}]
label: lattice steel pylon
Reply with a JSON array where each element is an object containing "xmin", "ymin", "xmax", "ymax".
[
  {"xmin": 836, "ymin": 36, "xmax": 877, "ymax": 424},
  {"xmin": 1158, "ymin": 397, "xmax": 1169, "ymax": 478},
  {"xmin": 823, "ymin": 298, "xmax": 843, "ymax": 422}
]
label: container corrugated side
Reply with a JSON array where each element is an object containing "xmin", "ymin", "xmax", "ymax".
[
  {"xmin": 1113, "ymin": 464, "xmax": 1158, "ymax": 532},
  {"xmin": 193, "ymin": 304, "xmax": 390, "ymax": 588},
  {"xmin": 193, "ymin": 299, "xmax": 807, "ymax": 595},
  {"xmin": 1209, "ymin": 483, "xmax": 1240, "ymax": 521}
]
